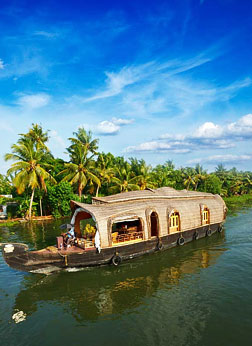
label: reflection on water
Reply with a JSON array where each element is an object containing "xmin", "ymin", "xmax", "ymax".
[
  {"xmin": 12, "ymin": 233, "xmax": 226, "ymax": 323},
  {"xmin": 0, "ymin": 219, "xmax": 68, "ymax": 250}
]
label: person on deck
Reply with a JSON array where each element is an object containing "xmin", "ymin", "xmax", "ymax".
[
  {"xmin": 65, "ymin": 226, "xmax": 75, "ymax": 247},
  {"xmin": 60, "ymin": 224, "xmax": 76, "ymax": 248}
]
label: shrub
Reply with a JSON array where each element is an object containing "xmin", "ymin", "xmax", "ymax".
[
  {"xmin": 46, "ymin": 182, "xmax": 75, "ymax": 218},
  {"xmin": 203, "ymin": 175, "xmax": 222, "ymax": 195}
]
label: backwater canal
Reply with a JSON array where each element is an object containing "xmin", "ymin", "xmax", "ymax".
[{"xmin": 0, "ymin": 209, "xmax": 252, "ymax": 346}]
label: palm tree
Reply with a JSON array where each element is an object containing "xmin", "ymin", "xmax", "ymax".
[
  {"xmin": 20, "ymin": 123, "xmax": 50, "ymax": 152},
  {"xmin": 181, "ymin": 167, "xmax": 196, "ymax": 190},
  {"xmin": 194, "ymin": 164, "xmax": 207, "ymax": 191},
  {"xmin": 215, "ymin": 164, "xmax": 227, "ymax": 179},
  {"xmin": 152, "ymin": 163, "xmax": 176, "ymax": 188},
  {"xmin": 129, "ymin": 159, "xmax": 156, "ymax": 190},
  {"xmin": 61, "ymin": 143, "xmax": 100, "ymax": 198},
  {"xmin": 243, "ymin": 174, "xmax": 252, "ymax": 194},
  {"xmin": 95, "ymin": 153, "xmax": 114, "ymax": 196},
  {"xmin": 5, "ymin": 139, "xmax": 56, "ymax": 218},
  {"xmin": 110, "ymin": 162, "xmax": 140, "ymax": 193},
  {"xmin": 68, "ymin": 127, "xmax": 99, "ymax": 157}
]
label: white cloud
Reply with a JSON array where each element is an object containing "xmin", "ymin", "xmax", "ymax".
[
  {"xmin": 125, "ymin": 140, "xmax": 191, "ymax": 153},
  {"xmin": 187, "ymin": 154, "xmax": 252, "ymax": 165},
  {"xmin": 194, "ymin": 122, "xmax": 223, "ymax": 138},
  {"xmin": 16, "ymin": 93, "xmax": 50, "ymax": 108},
  {"xmin": 125, "ymin": 113, "xmax": 252, "ymax": 153},
  {"xmin": 0, "ymin": 59, "xmax": 4, "ymax": 69},
  {"xmin": 111, "ymin": 117, "xmax": 134, "ymax": 125},
  {"xmin": 81, "ymin": 64, "xmax": 150, "ymax": 103},
  {"xmin": 33, "ymin": 31, "xmax": 59, "ymax": 38},
  {"xmin": 227, "ymin": 114, "xmax": 252, "ymax": 137},
  {"xmin": 82, "ymin": 117, "xmax": 134, "ymax": 136},
  {"xmin": 97, "ymin": 121, "xmax": 120, "ymax": 135},
  {"xmin": 80, "ymin": 51, "xmax": 218, "ymax": 104}
]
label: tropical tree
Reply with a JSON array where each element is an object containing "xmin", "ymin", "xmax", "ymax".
[
  {"xmin": 95, "ymin": 153, "xmax": 115, "ymax": 196},
  {"xmin": 110, "ymin": 162, "xmax": 140, "ymax": 193},
  {"xmin": 0, "ymin": 174, "xmax": 12, "ymax": 195},
  {"xmin": 61, "ymin": 132, "xmax": 100, "ymax": 197},
  {"xmin": 242, "ymin": 174, "xmax": 252, "ymax": 194},
  {"xmin": 68, "ymin": 127, "xmax": 99, "ymax": 157},
  {"xmin": 5, "ymin": 139, "xmax": 56, "ymax": 218},
  {"xmin": 129, "ymin": 158, "xmax": 155, "ymax": 190},
  {"xmin": 152, "ymin": 162, "xmax": 176, "ymax": 188},
  {"xmin": 181, "ymin": 167, "xmax": 196, "ymax": 190},
  {"xmin": 20, "ymin": 123, "xmax": 50, "ymax": 152},
  {"xmin": 204, "ymin": 174, "xmax": 222, "ymax": 195},
  {"xmin": 193, "ymin": 164, "xmax": 207, "ymax": 191}
]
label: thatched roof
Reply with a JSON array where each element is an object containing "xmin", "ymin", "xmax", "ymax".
[
  {"xmin": 91, "ymin": 187, "xmax": 214, "ymax": 204},
  {"xmin": 70, "ymin": 187, "xmax": 224, "ymax": 222}
]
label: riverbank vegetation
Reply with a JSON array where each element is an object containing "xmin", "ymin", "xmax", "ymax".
[{"xmin": 1, "ymin": 123, "xmax": 252, "ymax": 219}]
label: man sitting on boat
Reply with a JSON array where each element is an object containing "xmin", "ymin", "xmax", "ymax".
[
  {"xmin": 65, "ymin": 226, "xmax": 76, "ymax": 247},
  {"xmin": 60, "ymin": 223, "xmax": 76, "ymax": 248}
]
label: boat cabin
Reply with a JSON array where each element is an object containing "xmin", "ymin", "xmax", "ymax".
[{"xmin": 66, "ymin": 187, "xmax": 226, "ymax": 251}]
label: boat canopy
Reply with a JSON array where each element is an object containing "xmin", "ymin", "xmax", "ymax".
[{"xmin": 70, "ymin": 188, "xmax": 226, "ymax": 249}]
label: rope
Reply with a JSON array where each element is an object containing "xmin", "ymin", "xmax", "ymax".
[
  {"xmin": 46, "ymin": 246, "xmax": 59, "ymax": 253},
  {"xmin": 57, "ymin": 251, "xmax": 68, "ymax": 266}
]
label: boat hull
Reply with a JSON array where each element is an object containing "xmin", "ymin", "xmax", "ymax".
[{"xmin": 1, "ymin": 223, "xmax": 222, "ymax": 274}]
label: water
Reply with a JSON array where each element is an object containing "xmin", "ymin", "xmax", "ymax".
[{"xmin": 0, "ymin": 210, "xmax": 252, "ymax": 346}]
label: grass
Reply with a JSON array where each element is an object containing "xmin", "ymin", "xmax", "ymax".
[{"xmin": 224, "ymin": 194, "xmax": 252, "ymax": 214}]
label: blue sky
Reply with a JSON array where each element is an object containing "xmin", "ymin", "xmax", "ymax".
[{"xmin": 0, "ymin": 0, "xmax": 252, "ymax": 173}]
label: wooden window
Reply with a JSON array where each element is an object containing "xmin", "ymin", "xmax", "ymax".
[
  {"xmin": 202, "ymin": 208, "xmax": 209, "ymax": 225},
  {"xmin": 169, "ymin": 212, "xmax": 180, "ymax": 233}
]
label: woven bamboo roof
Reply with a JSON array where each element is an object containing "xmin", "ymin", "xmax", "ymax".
[
  {"xmin": 70, "ymin": 187, "xmax": 223, "ymax": 222},
  {"xmin": 91, "ymin": 187, "xmax": 213, "ymax": 204}
]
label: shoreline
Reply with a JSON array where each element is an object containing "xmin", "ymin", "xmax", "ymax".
[
  {"xmin": 0, "ymin": 215, "xmax": 55, "ymax": 227},
  {"xmin": 224, "ymin": 194, "xmax": 252, "ymax": 213}
]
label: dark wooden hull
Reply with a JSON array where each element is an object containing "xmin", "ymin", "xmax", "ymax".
[{"xmin": 1, "ymin": 223, "xmax": 223, "ymax": 274}]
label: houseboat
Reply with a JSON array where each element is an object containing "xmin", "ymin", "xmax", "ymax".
[{"xmin": 1, "ymin": 187, "xmax": 226, "ymax": 274}]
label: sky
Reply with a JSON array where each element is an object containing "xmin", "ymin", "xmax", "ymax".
[{"xmin": 0, "ymin": 0, "xmax": 252, "ymax": 173}]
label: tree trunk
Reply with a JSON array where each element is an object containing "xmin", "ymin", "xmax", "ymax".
[
  {"xmin": 96, "ymin": 185, "xmax": 99, "ymax": 197},
  {"xmin": 39, "ymin": 197, "xmax": 43, "ymax": 217},
  {"xmin": 28, "ymin": 188, "xmax": 35, "ymax": 219},
  {"xmin": 187, "ymin": 181, "xmax": 190, "ymax": 190},
  {"xmin": 78, "ymin": 183, "xmax": 82, "ymax": 198}
]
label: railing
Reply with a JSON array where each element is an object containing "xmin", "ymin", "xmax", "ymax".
[{"xmin": 112, "ymin": 231, "xmax": 144, "ymax": 244}]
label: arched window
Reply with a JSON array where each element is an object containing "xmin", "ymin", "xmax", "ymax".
[
  {"xmin": 202, "ymin": 207, "xmax": 210, "ymax": 225},
  {"xmin": 169, "ymin": 212, "xmax": 180, "ymax": 233}
]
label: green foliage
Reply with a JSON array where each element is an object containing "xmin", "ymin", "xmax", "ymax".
[
  {"xmin": 17, "ymin": 199, "xmax": 38, "ymax": 218},
  {"xmin": 60, "ymin": 128, "xmax": 100, "ymax": 197},
  {"xmin": 46, "ymin": 182, "xmax": 75, "ymax": 218},
  {"xmin": 224, "ymin": 194, "xmax": 252, "ymax": 214},
  {"xmin": 203, "ymin": 174, "xmax": 222, "ymax": 194},
  {"xmin": 0, "ymin": 174, "xmax": 12, "ymax": 194},
  {"xmin": 6, "ymin": 203, "xmax": 19, "ymax": 219},
  {"xmin": 4, "ymin": 123, "xmax": 56, "ymax": 218}
]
